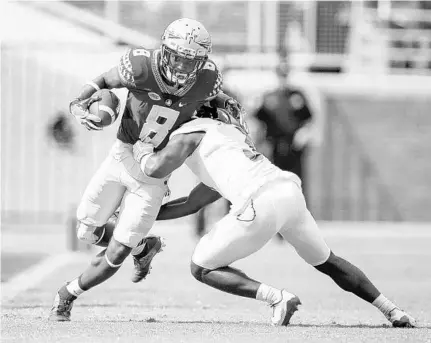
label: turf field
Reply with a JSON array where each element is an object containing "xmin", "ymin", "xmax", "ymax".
[{"xmin": 1, "ymin": 221, "xmax": 431, "ymax": 342}]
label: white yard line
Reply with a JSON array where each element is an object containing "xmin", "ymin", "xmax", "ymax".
[{"xmin": 1, "ymin": 252, "xmax": 84, "ymax": 303}]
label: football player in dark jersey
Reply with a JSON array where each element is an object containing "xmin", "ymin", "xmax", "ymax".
[{"xmin": 49, "ymin": 18, "xmax": 242, "ymax": 322}]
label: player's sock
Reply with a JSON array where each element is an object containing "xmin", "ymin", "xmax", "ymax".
[
  {"xmin": 58, "ymin": 284, "xmax": 76, "ymax": 300},
  {"xmin": 256, "ymin": 283, "xmax": 284, "ymax": 306},
  {"xmin": 66, "ymin": 276, "xmax": 86, "ymax": 297},
  {"xmin": 372, "ymin": 294, "xmax": 397, "ymax": 316}
]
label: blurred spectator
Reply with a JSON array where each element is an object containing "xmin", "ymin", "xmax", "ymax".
[
  {"xmin": 253, "ymin": 65, "xmax": 314, "ymax": 201},
  {"xmin": 47, "ymin": 111, "xmax": 76, "ymax": 152}
]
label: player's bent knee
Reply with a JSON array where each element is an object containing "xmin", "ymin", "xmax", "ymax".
[
  {"xmin": 76, "ymin": 222, "xmax": 106, "ymax": 245},
  {"xmin": 190, "ymin": 260, "xmax": 211, "ymax": 283},
  {"xmin": 314, "ymin": 250, "xmax": 335, "ymax": 273},
  {"xmin": 104, "ymin": 238, "xmax": 132, "ymax": 267},
  {"xmin": 113, "ymin": 231, "xmax": 145, "ymax": 249}
]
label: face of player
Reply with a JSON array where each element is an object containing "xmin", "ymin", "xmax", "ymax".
[
  {"xmin": 160, "ymin": 46, "xmax": 203, "ymax": 87},
  {"xmin": 169, "ymin": 54, "xmax": 197, "ymax": 74},
  {"xmin": 167, "ymin": 54, "xmax": 200, "ymax": 85}
]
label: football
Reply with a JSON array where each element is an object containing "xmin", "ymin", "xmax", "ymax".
[{"xmin": 88, "ymin": 89, "xmax": 120, "ymax": 127}]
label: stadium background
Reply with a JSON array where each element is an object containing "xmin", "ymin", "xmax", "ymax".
[
  {"xmin": 1, "ymin": 2, "xmax": 431, "ymax": 339},
  {"xmin": 2, "ymin": 0, "xmax": 431, "ymax": 229}
]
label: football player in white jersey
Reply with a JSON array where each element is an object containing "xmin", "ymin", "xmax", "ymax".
[{"xmin": 132, "ymin": 109, "xmax": 416, "ymax": 328}]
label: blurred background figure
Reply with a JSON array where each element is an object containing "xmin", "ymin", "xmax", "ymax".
[
  {"xmin": 254, "ymin": 64, "xmax": 314, "ymax": 201},
  {"xmin": 46, "ymin": 111, "xmax": 76, "ymax": 153}
]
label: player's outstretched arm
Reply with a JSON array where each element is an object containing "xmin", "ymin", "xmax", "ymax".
[
  {"xmin": 74, "ymin": 67, "xmax": 123, "ymax": 101},
  {"xmin": 134, "ymin": 132, "xmax": 205, "ymax": 179},
  {"xmin": 70, "ymin": 67, "xmax": 123, "ymax": 131},
  {"xmin": 157, "ymin": 183, "xmax": 221, "ymax": 220}
]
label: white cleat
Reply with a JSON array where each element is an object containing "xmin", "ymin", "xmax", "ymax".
[
  {"xmin": 386, "ymin": 308, "xmax": 416, "ymax": 328},
  {"xmin": 270, "ymin": 290, "xmax": 301, "ymax": 326}
]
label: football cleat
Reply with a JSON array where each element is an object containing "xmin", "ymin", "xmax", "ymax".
[
  {"xmin": 386, "ymin": 308, "xmax": 416, "ymax": 328},
  {"xmin": 270, "ymin": 290, "xmax": 301, "ymax": 326},
  {"xmin": 48, "ymin": 285, "xmax": 76, "ymax": 322},
  {"xmin": 131, "ymin": 235, "xmax": 165, "ymax": 283}
]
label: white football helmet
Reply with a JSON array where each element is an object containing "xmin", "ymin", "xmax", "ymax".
[{"xmin": 160, "ymin": 18, "xmax": 212, "ymax": 86}]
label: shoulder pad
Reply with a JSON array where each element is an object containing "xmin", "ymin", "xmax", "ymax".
[
  {"xmin": 117, "ymin": 48, "xmax": 152, "ymax": 89},
  {"xmin": 198, "ymin": 59, "xmax": 223, "ymax": 99}
]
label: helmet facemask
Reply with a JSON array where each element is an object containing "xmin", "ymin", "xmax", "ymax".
[{"xmin": 160, "ymin": 45, "xmax": 206, "ymax": 86}]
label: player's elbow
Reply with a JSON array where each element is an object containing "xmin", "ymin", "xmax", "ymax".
[
  {"xmin": 142, "ymin": 156, "xmax": 163, "ymax": 178},
  {"xmin": 144, "ymin": 163, "xmax": 156, "ymax": 177},
  {"xmin": 144, "ymin": 162, "xmax": 166, "ymax": 178}
]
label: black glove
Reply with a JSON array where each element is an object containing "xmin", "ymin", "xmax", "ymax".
[{"xmin": 225, "ymin": 98, "xmax": 249, "ymax": 134}]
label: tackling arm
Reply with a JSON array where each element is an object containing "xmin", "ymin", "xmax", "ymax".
[
  {"xmin": 135, "ymin": 132, "xmax": 205, "ymax": 179},
  {"xmin": 157, "ymin": 183, "xmax": 222, "ymax": 220}
]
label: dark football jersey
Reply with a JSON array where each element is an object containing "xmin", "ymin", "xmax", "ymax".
[{"xmin": 116, "ymin": 47, "xmax": 222, "ymax": 150}]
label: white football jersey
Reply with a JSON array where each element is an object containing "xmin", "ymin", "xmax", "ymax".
[{"xmin": 170, "ymin": 118, "xmax": 301, "ymax": 214}]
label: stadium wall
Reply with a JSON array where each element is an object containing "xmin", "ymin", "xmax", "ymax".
[{"xmin": 2, "ymin": 2, "xmax": 431, "ymax": 225}]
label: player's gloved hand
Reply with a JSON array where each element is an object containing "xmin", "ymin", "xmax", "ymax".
[
  {"xmin": 225, "ymin": 98, "xmax": 242, "ymax": 119},
  {"xmin": 226, "ymin": 98, "xmax": 249, "ymax": 134},
  {"xmin": 133, "ymin": 140, "xmax": 154, "ymax": 163},
  {"xmin": 69, "ymin": 97, "xmax": 102, "ymax": 131}
]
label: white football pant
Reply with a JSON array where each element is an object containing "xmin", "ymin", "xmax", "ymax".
[
  {"xmin": 192, "ymin": 177, "xmax": 331, "ymax": 269},
  {"xmin": 77, "ymin": 140, "xmax": 168, "ymax": 248}
]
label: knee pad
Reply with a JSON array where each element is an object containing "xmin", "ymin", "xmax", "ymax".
[
  {"xmin": 76, "ymin": 222, "xmax": 106, "ymax": 245},
  {"xmin": 190, "ymin": 261, "xmax": 211, "ymax": 282}
]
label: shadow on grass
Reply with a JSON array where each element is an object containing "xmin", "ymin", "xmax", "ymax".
[
  {"xmin": 100, "ymin": 319, "xmax": 428, "ymax": 329},
  {"xmin": 5, "ymin": 315, "xmax": 428, "ymax": 329},
  {"xmin": 1, "ymin": 252, "xmax": 47, "ymax": 282}
]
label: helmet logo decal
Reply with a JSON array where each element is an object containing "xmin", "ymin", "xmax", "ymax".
[{"xmin": 186, "ymin": 29, "xmax": 197, "ymax": 44}]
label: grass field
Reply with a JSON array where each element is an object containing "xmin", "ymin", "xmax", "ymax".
[{"xmin": 1, "ymin": 221, "xmax": 431, "ymax": 343}]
